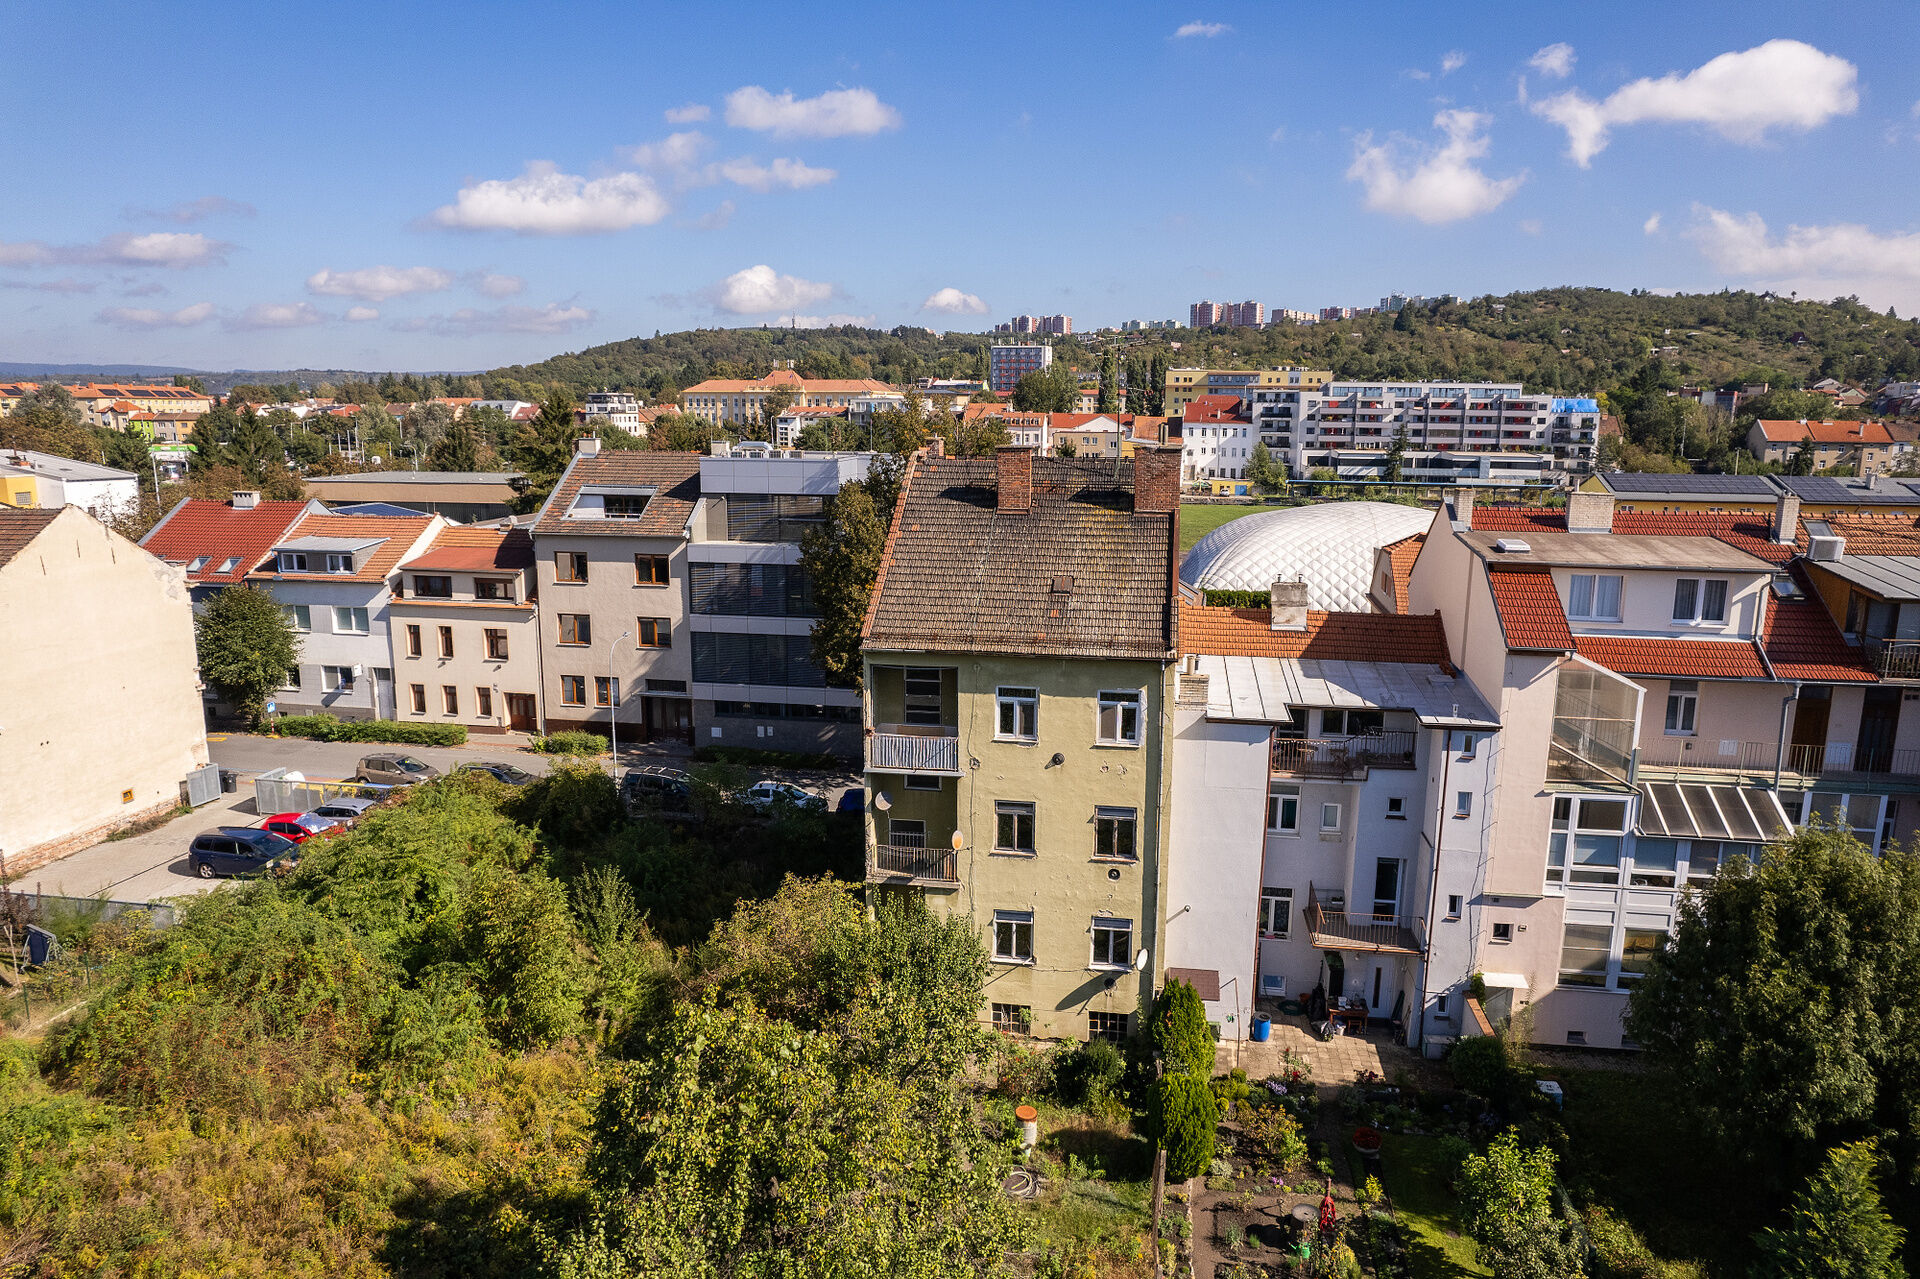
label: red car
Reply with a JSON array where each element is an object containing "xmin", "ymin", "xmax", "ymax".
[{"xmin": 261, "ymin": 811, "xmax": 343, "ymax": 844}]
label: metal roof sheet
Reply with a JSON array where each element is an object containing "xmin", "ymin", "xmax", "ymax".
[
  {"xmin": 1810, "ymin": 554, "xmax": 1920, "ymax": 600},
  {"xmin": 1193, "ymin": 653, "xmax": 1497, "ymax": 727}
]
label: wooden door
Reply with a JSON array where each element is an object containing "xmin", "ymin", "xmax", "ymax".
[{"xmin": 505, "ymin": 693, "xmax": 537, "ymax": 731}]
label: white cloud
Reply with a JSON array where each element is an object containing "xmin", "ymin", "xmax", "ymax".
[
  {"xmin": 401, "ymin": 302, "xmax": 595, "ymax": 336},
  {"xmin": 1529, "ymin": 43, "xmax": 1575, "ymax": 78},
  {"xmin": 345, "ymin": 306, "xmax": 380, "ymax": 322},
  {"xmin": 2, "ymin": 231, "xmax": 229, "ymax": 269},
  {"xmin": 231, "ymin": 301, "xmax": 324, "ymax": 330},
  {"xmin": 1441, "ymin": 50, "xmax": 1467, "ymax": 75},
  {"xmin": 476, "ymin": 272, "xmax": 525, "ymax": 297},
  {"xmin": 1532, "ymin": 39, "xmax": 1857, "ymax": 167},
  {"xmin": 695, "ymin": 200, "xmax": 736, "ymax": 231},
  {"xmin": 125, "ymin": 195, "xmax": 255, "ymax": 223},
  {"xmin": 723, "ymin": 85, "xmax": 901, "ymax": 138},
  {"xmin": 625, "ymin": 130, "xmax": 712, "ymax": 174},
  {"xmin": 1518, "ymin": 219, "xmax": 1543, "ymax": 236},
  {"xmin": 665, "ymin": 103, "xmax": 710, "ymax": 124},
  {"xmin": 97, "ymin": 301, "xmax": 216, "ymax": 329},
  {"xmin": 306, "ymin": 265, "xmax": 454, "ymax": 302},
  {"xmin": 1, "ymin": 277, "xmax": 96, "ymax": 294},
  {"xmin": 715, "ymin": 156, "xmax": 837, "ymax": 192},
  {"xmin": 921, "ymin": 287, "xmax": 988, "ymax": 315},
  {"xmin": 1643, "ymin": 211, "xmax": 1663, "ymax": 235},
  {"xmin": 1346, "ymin": 109, "xmax": 1526, "ymax": 224},
  {"xmin": 431, "ymin": 161, "xmax": 670, "ymax": 234},
  {"xmin": 776, "ymin": 313, "xmax": 876, "ymax": 329},
  {"xmin": 1174, "ymin": 20, "xmax": 1229, "ymax": 37},
  {"xmin": 708, "ymin": 264, "xmax": 836, "ymax": 314},
  {"xmin": 1690, "ymin": 205, "xmax": 1920, "ymax": 313}
]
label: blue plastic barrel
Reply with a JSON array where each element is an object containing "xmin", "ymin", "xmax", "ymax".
[{"xmin": 1250, "ymin": 1014, "xmax": 1272, "ymax": 1042}]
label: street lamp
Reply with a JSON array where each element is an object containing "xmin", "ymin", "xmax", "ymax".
[{"xmin": 608, "ymin": 628, "xmax": 632, "ymax": 775}]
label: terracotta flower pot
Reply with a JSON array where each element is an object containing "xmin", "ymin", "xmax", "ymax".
[{"xmin": 1351, "ymin": 1126, "xmax": 1383, "ymax": 1155}]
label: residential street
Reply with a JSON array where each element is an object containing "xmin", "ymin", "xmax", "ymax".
[{"xmin": 23, "ymin": 732, "xmax": 859, "ymax": 905}]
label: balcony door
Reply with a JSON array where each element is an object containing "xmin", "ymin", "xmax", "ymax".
[
  {"xmin": 1789, "ymin": 686, "xmax": 1831, "ymax": 771},
  {"xmin": 1371, "ymin": 859, "xmax": 1402, "ymax": 922},
  {"xmin": 1857, "ymin": 688, "xmax": 1901, "ymax": 773}
]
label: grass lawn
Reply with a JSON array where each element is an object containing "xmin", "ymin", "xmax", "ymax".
[
  {"xmin": 1180, "ymin": 501, "xmax": 1281, "ymax": 553},
  {"xmin": 1378, "ymin": 1133, "xmax": 1490, "ymax": 1279}
]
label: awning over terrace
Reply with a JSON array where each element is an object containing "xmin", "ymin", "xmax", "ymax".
[{"xmin": 1635, "ymin": 781, "xmax": 1793, "ymax": 843}]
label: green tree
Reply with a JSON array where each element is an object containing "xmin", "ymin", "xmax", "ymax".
[
  {"xmin": 2, "ymin": 384, "xmax": 93, "ymax": 457},
  {"xmin": 425, "ymin": 414, "xmax": 484, "ymax": 471},
  {"xmin": 195, "ymin": 584, "xmax": 300, "ymax": 726},
  {"xmin": 1457, "ymin": 1131, "xmax": 1586, "ymax": 1279},
  {"xmin": 1385, "ymin": 423, "xmax": 1409, "ymax": 483},
  {"xmin": 1246, "ymin": 440, "xmax": 1286, "ymax": 492},
  {"xmin": 1097, "ymin": 349, "xmax": 1119, "ymax": 414},
  {"xmin": 1011, "ymin": 363, "xmax": 1078, "ymax": 412},
  {"xmin": 799, "ymin": 481, "xmax": 886, "ymax": 688},
  {"xmin": 1752, "ymin": 1140, "xmax": 1907, "ymax": 1279},
  {"xmin": 1624, "ymin": 827, "xmax": 1920, "ymax": 1185},
  {"xmin": 1146, "ymin": 1072, "xmax": 1218, "ymax": 1180},
  {"xmin": 1790, "ymin": 435, "xmax": 1816, "ymax": 475},
  {"xmin": 505, "ymin": 391, "xmax": 582, "ymax": 512},
  {"xmin": 1151, "ymin": 978, "xmax": 1215, "ymax": 1079},
  {"xmin": 554, "ymin": 999, "xmax": 1019, "ymax": 1278}
]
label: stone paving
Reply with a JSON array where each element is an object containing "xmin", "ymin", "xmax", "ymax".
[{"xmin": 1213, "ymin": 1011, "xmax": 1424, "ymax": 1083}]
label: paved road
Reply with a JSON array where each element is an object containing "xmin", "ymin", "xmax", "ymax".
[{"xmin": 26, "ymin": 733, "xmax": 860, "ymax": 905}]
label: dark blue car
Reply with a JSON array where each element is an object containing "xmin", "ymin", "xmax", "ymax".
[{"xmin": 187, "ymin": 826, "xmax": 298, "ymax": 879}]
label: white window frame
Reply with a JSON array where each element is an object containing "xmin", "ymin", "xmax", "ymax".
[
  {"xmin": 1454, "ymin": 790, "xmax": 1473, "ymax": 818},
  {"xmin": 1664, "ymin": 681, "xmax": 1699, "ymax": 736},
  {"xmin": 278, "ymin": 551, "xmax": 308, "ymax": 573},
  {"xmin": 1567, "ymin": 572, "xmax": 1623, "ymax": 622},
  {"xmin": 333, "ymin": 606, "xmax": 369, "ymax": 634},
  {"xmin": 995, "ymin": 686, "xmax": 1039, "ymax": 743},
  {"xmin": 1090, "ymin": 916, "xmax": 1133, "ymax": 970},
  {"xmin": 1446, "ymin": 894, "xmax": 1462, "ymax": 921},
  {"xmin": 1096, "ymin": 689, "xmax": 1143, "ymax": 746},
  {"xmin": 1259, "ymin": 887, "xmax": 1292, "ymax": 939},
  {"xmin": 1547, "ymin": 794, "xmax": 1631, "ymax": 888},
  {"xmin": 325, "ymin": 552, "xmax": 353, "ymax": 574},
  {"xmin": 1672, "ymin": 577, "xmax": 1729, "ymax": 625},
  {"xmin": 1386, "ymin": 795, "xmax": 1406, "ymax": 819},
  {"xmin": 1320, "ymin": 801, "xmax": 1342, "ymax": 832},
  {"xmin": 323, "ymin": 665, "xmax": 356, "ymax": 692},
  {"xmin": 1268, "ymin": 784, "xmax": 1300, "ymax": 834},
  {"xmin": 992, "ymin": 910, "xmax": 1034, "ymax": 964},
  {"xmin": 285, "ymin": 604, "xmax": 311, "ymax": 632}
]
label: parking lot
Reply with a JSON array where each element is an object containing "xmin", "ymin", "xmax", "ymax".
[{"xmin": 20, "ymin": 733, "xmax": 860, "ymax": 904}]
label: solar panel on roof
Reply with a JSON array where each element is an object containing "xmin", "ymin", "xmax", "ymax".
[{"xmin": 1602, "ymin": 472, "xmax": 1774, "ymax": 494}]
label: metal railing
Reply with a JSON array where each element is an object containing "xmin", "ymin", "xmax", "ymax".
[
  {"xmin": 1635, "ymin": 737, "xmax": 1920, "ymax": 780},
  {"xmin": 1271, "ymin": 730, "xmax": 1416, "ymax": 777},
  {"xmin": 869, "ymin": 840, "xmax": 958, "ymax": 883},
  {"xmin": 1867, "ymin": 637, "xmax": 1920, "ymax": 681},
  {"xmin": 1305, "ymin": 884, "xmax": 1422, "ymax": 954},
  {"xmin": 866, "ymin": 724, "xmax": 961, "ymax": 774}
]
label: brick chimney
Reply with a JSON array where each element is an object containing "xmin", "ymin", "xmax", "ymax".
[
  {"xmin": 230, "ymin": 490, "xmax": 259, "ymax": 510},
  {"xmin": 1269, "ymin": 579, "xmax": 1310, "ymax": 632},
  {"xmin": 927, "ymin": 435, "xmax": 945, "ymax": 459},
  {"xmin": 1452, "ymin": 488, "xmax": 1475, "ymax": 527},
  {"xmin": 1566, "ymin": 490, "xmax": 1615, "ymax": 534},
  {"xmin": 1133, "ymin": 446, "xmax": 1180, "ymax": 515},
  {"xmin": 996, "ymin": 445, "xmax": 1033, "ymax": 512},
  {"xmin": 1773, "ymin": 491, "xmax": 1801, "ymax": 543}
]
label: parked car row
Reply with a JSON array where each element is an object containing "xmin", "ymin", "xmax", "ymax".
[{"xmin": 619, "ymin": 768, "xmax": 850, "ymax": 818}]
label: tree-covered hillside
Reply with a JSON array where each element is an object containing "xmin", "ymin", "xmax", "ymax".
[{"xmin": 494, "ymin": 289, "xmax": 1920, "ymax": 401}]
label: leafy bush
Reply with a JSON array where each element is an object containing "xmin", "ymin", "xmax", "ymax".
[
  {"xmin": 1752, "ymin": 1140, "xmax": 1906, "ymax": 1279},
  {"xmin": 692, "ymin": 745, "xmax": 839, "ymax": 769},
  {"xmin": 1151, "ymin": 978, "xmax": 1215, "ymax": 1079},
  {"xmin": 1052, "ymin": 1038, "xmax": 1126, "ymax": 1110},
  {"xmin": 1240, "ymin": 1106, "xmax": 1309, "ymax": 1177},
  {"xmin": 993, "ymin": 1037, "xmax": 1055, "ymax": 1101},
  {"xmin": 1450, "ymin": 1033, "xmax": 1524, "ymax": 1103},
  {"xmin": 530, "ymin": 729, "xmax": 607, "ymax": 755},
  {"xmin": 1203, "ymin": 589, "xmax": 1271, "ymax": 609},
  {"xmin": 275, "ymin": 713, "xmax": 468, "ymax": 746},
  {"xmin": 508, "ymin": 762, "xmax": 625, "ymax": 863},
  {"xmin": 1457, "ymin": 1130, "xmax": 1586, "ymax": 1278},
  {"xmin": 1584, "ymin": 1205, "xmax": 1706, "ymax": 1279},
  {"xmin": 1148, "ymin": 1073, "xmax": 1219, "ymax": 1180}
]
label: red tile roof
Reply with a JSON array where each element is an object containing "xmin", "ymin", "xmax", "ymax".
[
  {"xmin": 1183, "ymin": 395, "xmax": 1250, "ymax": 424},
  {"xmin": 1815, "ymin": 513, "xmax": 1920, "ymax": 555},
  {"xmin": 1382, "ymin": 534, "xmax": 1423, "ymax": 613},
  {"xmin": 1574, "ymin": 635, "xmax": 1770, "ymax": 680},
  {"xmin": 1178, "ymin": 600, "xmax": 1452, "ymax": 668},
  {"xmin": 1763, "ymin": 566, "xmax": 1875, "ymax": 682},
  {"xmin": 684, "ymin": 369, "xmax": 895, "ymax": 395},
  {"xmin": 1485, "ymin": 567, "xmax": 1573, "ymax": 651},
  {"xmin": 1752, "ymin": 418, "xmax": 1895, "ymax": 445},
  {"xmin": 398, "ymin": 525, "xmax": 534, "ymax": 573},
  {"xmin": 247, "ymin": 511, "xmax": 438, "ymax": 583},
  {"xmin": 138, "ymin": 497, "xmax": 315, "ymax": 584}
]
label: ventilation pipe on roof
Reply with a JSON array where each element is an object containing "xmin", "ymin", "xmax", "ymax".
[
  {"xmin": 231, "ymin": 490, "xmax": 259, "ymax": 510},
  {"xmin": 575, "ymin": 436, "xmax": 601, "ymax": 457},
  {"xmin": 1566, "ymin": 491, "xmax": 1615, "ymax": 535}
]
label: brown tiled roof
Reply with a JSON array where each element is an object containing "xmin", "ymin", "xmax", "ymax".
[
  {"xmin": 1816, "ymin": 513, "xmax": 1920, "ymax": 555},
  {"xmin": 138, "ymin": 497, "xmax": 315, "ymax": 584},
  {"xmin": 0, "ymin": 508, "xmax": 61, "ymax": 568},
  {"xmin": 1383, "ymin": 534, "xmax": 1423, "ymax": 613},
  {"xmin": 399, "ymin": 525, "xmax": 534, "ymax": 572},
  {"xmin": 246, "ymin": 512, "xmax": 437, "ymax": 583},
  {"xmin": 532, "ymin": 451, "xmax": 702, "ymax": 539},
  {"xmin": 1763, "ymin": 565, "xmax": 1875, "ymax": 682},
  {"xmin": 1178, "ymin": 601, "xmax": 1451, "ymax": 667},
  {"xmin": 1485, "ymin": 567, "xmax": 1574, "ymax": 651},
  {"xmin": 863, "ymin": 455, "xmax": 1176, "ymax": 661},
  {"xmin": 1574, "ymin": 635, "xmax": 1770, "ymax": 680}
]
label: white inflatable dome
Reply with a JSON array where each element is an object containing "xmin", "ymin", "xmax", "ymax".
[{"xmin": 1180, "ymin": 501, "xmax": 1432, "ymax": 613}]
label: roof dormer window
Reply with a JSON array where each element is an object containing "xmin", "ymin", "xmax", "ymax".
[{"xmin": 187, "ymin": 556, "xmax": 210, "ymax": 572}]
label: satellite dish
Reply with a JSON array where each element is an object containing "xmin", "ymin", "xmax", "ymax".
[
  {"xmin": 873, "ymin": 791, "xmax": 892, "ymax": 811},
  {"xmin": 950, "ymin": 828, "xmax": 965, "ymax": 852},
  {"xmin": 1133, "ymin": 948, "xmax": 1150, "ymax": 972}
]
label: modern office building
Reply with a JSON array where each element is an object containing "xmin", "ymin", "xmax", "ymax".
[{"xmin": 988, "ymin": 342, "xmax": 1053, "ymax": 395}]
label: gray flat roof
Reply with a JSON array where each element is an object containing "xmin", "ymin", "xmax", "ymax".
[
  {"xmin": 1809, "ymin": 554, "xmax": 1920, "ymax": 600},
  {"xmin": 0, "ymin": 448, "xmax": 137, "ymax": 482},
  {"xmin": 304, "ymin": 471, "xmax": 521, "ymax": 485},
  {"xmin": 276, "ymin": 535, "xmax": 386, "ymax": 553},
  {"xmin": 1461, "ymin": 529, "xmax": 1774, "ymax": 573},
  {"xmin": 1194, "ymin": 653, "xmax": 1499, "ymax": 728}
]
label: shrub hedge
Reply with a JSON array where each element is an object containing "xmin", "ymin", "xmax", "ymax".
[
  {"xmin": 274, "ymin": 714, "xmax": 467, "ymax": 746},
  {"xmin": 530, "ymin": 731, "xmax": 608, "ymax": 756},
  {"xmin": 1148, "ymin": 1073, "xmax": 1219, "ymax": 1180},
  {"xmin": 1203, "ymin": 589, "xmax": 1271, "ymax": 609}
]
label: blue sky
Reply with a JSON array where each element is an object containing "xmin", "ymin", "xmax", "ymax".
[{"xmin": 4, "ymin": 0, "xmax": 1918, "ymax": 371}]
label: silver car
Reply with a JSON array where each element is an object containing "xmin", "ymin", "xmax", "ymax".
[{"xmin": 354, "ymin": 753, "xmax": 440, "ymax": 786}]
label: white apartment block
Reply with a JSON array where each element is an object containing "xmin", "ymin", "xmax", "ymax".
[{"xmin": 581, "ymin": 391, "xmax": 642, "ymax": 432}]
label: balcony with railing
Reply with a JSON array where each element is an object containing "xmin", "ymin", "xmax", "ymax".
[
  {"xmin": 1636, "ymin": 736, "xmax": 1920, "ymax": 781},
  {"xmin": 1306, "ymin": 884, "xmax": 1422, "ymax": 955},
  {"xmin": 1272, "ymin": 730, "xmax": 1417, "ymax": 778},
  {"xmin": 1865, "ymin": 637, "xmax": 1920, "ymax": 682},
  {"xmin": 866, "ymin": 724, "xmax": 962, "ymax": 775},
  {"xmin": 867, "ymin": 828, "xmax": 959, "ymax": 885}
]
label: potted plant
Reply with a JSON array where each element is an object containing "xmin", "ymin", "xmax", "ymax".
[{"xmin": 1351, "ymin": 1126, "xmax": 1383, "ymax": 1156}]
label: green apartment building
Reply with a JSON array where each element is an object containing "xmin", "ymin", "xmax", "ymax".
[{"xmin": 860, "ymin": 444, "xmax": 1181, "ymax": 1040}]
